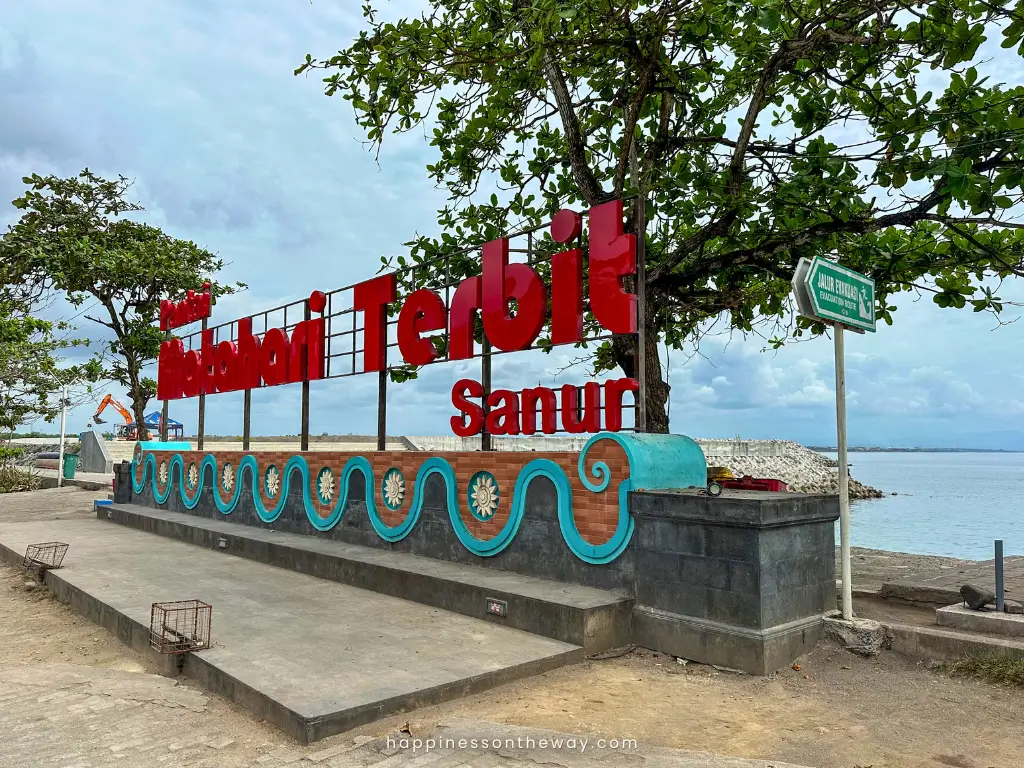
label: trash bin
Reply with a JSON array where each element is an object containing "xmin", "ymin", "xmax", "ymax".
[{"xmin": 62, "ymin": 454, "xmax": 79, "ymax": 480}]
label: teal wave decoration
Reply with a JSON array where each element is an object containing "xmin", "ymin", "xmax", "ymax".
[{"xmin": 131, "ymin": 432, "xmax": 707, "ymax": 564}]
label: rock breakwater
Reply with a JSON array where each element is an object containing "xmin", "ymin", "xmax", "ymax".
[{"xmin": 697, "ymin": 438, "xmax": 883, "ymax": 499}]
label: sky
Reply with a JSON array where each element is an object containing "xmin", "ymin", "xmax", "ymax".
[{"xmin": 2, "ymin": 1, "xmax": 1023, "ymax": 449}]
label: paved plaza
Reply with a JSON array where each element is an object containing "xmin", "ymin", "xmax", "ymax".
[
  {"xmin": 0, "ymin": 487, "xmax": 809, "ymax": 767},
  {"xmin": 846, "ymin": 546, "xmax": 1024, "ymax": 602},
  {"xmin": 0, "ymin": 665, "xmax": 808, "ymax": 768}
]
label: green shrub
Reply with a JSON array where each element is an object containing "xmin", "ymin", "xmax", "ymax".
[
  {"xmin": 0, "ymin": 466, "xmax": 41, "ymax": 493},
  {"xmin": 0, "ymin": 446, "xmax": 25, "ymax": 465}
]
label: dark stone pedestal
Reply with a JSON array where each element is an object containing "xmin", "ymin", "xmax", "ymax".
[
  {"xmin": 630, "ymin": 488, "xmax": 839, "ymax": 675},
  {"xmin": 113, "ymin": 462, "xmax": 132, "ymax": 504}
]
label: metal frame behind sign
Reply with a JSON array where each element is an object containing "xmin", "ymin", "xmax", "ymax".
[
  {"xmin": 166, "ymin": 203, "xmax": 645, "ymax": 450},
  {"xmin": 790, "ymin": 257, "xmax": 814, "ymax": 318}
]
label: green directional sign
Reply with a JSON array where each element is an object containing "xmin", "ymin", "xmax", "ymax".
[{"xmin": 804, "ymin": 258, "xmax": 876, "ymax": 332}]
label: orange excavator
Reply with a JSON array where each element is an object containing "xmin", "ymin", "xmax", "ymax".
[{"xmin": 92, "ymin": 395, "xmax": 140, "ymax": 440}]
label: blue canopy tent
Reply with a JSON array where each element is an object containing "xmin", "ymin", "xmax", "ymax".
[{"xmin": 143, "ymin": 412, "xmax": 184, "ymax": 440}]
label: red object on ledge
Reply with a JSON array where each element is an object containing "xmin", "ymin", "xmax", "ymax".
[{"xmin": 718, "ymin": 476, "xmax": 789, "ymax": 493}]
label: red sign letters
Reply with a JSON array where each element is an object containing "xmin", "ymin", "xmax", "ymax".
[
  {"xmin": 157, "ymin": 200, "xmax": 639, "ymax": 434},
  {"xmin": 353, "ymin": 199, "xmax": 637, "ymax": 373},
  {"xmin": 160, "ymin": 283, "xmax": 213, "ymax": 331}
]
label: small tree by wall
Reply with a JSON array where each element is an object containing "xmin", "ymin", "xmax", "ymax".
[{"xmin": 1, "ymin": 170, "xmax": 244, "ymax": 437}]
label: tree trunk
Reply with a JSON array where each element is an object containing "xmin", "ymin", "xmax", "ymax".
[
  {"xmin": 126, "ymin": 365, "xmax": 150, "ymax": 441},
  {"xmin": 611, "ymin": 316, "xmax": 670, "ymax": 434}
]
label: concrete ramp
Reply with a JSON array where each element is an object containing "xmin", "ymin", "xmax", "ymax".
[
  {"xmin": 78, "ymin": 430, "xmax": 114, "ymax": 474},
  {"xmin": 0, "ymin": 518, "xmax": 582, "ymax": 743}
]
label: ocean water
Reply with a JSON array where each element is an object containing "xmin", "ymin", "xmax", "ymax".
[{"xmin": 825, "ymin": 451, "xmax": 1024, "ymax": 559}]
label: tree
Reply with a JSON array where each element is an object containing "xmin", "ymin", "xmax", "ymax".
[
  {"xmin": 0, "ymin": 298, "xmax": 101, "ymax": 452},
  {"xmin": 298, "ymin": 0, "xmax": 1024, "ymax": 432},
  {"xmin": 1, "ymin": 171, "xmax": 244, "ymax": 436}
]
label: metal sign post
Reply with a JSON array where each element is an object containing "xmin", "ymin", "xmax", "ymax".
[
  {"xmin": 56, "ymin": 385, "xmax": 68, "ymax": 488},
  {"xmin": 160, "ymin": 328, "xmax": 171, "ymax": 442},
  {"xmin": 833, "ymin": 322, "xmax": 852, "ymax": 620},
  {"xmin": 792, "ymin": 257, "xmax": 876, "ymax": 621}
]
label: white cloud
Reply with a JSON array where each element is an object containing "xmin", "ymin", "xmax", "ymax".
[{"xmin": 4, "ymin": 1, "xmax": 1023, "ymax": 448}]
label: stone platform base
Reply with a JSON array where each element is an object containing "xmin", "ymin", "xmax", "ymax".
[
  {"xmin": 936, "ymin": 603, "xmax": 1024, "ymax": 637},
  {"xmin": 634, "ymin": 606, "xmax": 824, "ymax": 675},
  {"xmin": 101, "ymin": 503, "xmax": 633, "ymax": 654},
  {"xmin": 0, "ymin": 518, "xmax": 582, "ymax": 743}
]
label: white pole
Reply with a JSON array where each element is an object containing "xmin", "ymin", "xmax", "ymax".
[
  {"xmin": 834, "ymin": 324, "xmax": 853, "ymax": 620},
  {"xmin": 56, "ymin": 385, "xmax": 68, "ymax": 489}
]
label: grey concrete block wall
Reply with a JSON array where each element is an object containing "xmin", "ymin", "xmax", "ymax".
[{"xmin": 630, "ymin": 489, "xmax": 839, "ymax": 674}]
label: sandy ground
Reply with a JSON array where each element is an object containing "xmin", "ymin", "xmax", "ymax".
[
  {"xmin": 0, "ymin": 485, "xmax": 106, "ymax": 523},
  {"xmin": 410, "ymin": 645, "xmax": 1024, "ymax": 768}
]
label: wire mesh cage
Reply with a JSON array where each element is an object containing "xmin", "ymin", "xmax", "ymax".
[
  {"xmin": 22, "ymin": 542, "xmax": 69, "ymax": 571},
  {"xmin": 149, "ymin": 600, "xmax": 212, "ymax": 654}
]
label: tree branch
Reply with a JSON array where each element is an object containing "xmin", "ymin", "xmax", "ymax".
[{"xmin": 540, "ymin": 50, "xmax": 608, "ymax": 205}]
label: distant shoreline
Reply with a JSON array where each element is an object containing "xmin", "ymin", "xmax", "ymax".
[{"xmin": 809, "ymin": 446, "xmax": 1022, "ymax": 453}]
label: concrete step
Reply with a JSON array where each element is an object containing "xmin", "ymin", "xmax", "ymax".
[
  {"xmin": 885, "ymin": 619, "xmax": 1024, "ymax": 661},
  {"xmin": 105, "ymin": 441, "xmax": 138, "ymax": 463},
  {"xmin": 100, "ymin": 503, "xmax": 633, "ymax": 654}
]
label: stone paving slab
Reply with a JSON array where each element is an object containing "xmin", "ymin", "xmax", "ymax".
[
  {"xmin": 844, "ymin": 546, "xmax": 1024, "ymax": 604},
  {"xmin": 36, "ymin": 468, "xmax": 115, "ymax": 491},
  {"xmin": 0, "ymin": 518, "xmax": 582, "ymax": 743},
  {"xmin": 0, "ymin": 666, "xmax": 811, "ymax": 768},
  {"xmin": 0, "ymin": 662, "xmax": 250, "ymax": 768},
  {"xmin": 879, "ymin": 558, "xmax": 1024, "ymax": 605}
]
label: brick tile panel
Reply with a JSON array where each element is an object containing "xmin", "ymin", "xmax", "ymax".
[{"xmin": 137, "ymin": 440, "xmax": 632, "ymax": 546}]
